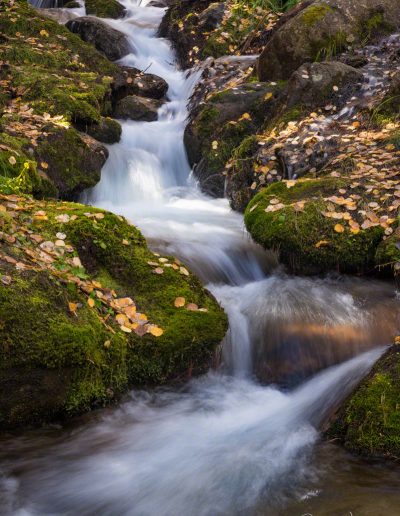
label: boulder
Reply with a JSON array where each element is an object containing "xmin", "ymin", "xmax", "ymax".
[
  {"xmin": 85, "ymin": 117, "xmax": 122, "ymax": 144},
  {"xmin": 328, "ymin": 344, "xmax": 400, "ymax": 459},
  {"xmin": 112, "ymin": 66, "xmax": 168, "ymax": 102},
  {"xmin": 85, "ymin": 0, "xmax": 126, "ymax": 19},
  {"xmin": 34, "ymin": 126, "xmax": 108, "ymax": 199},
  {"xmin": 66, "ymin": 17, "xmax": 131, "ymax": 61},
  {"xmin": 0, "ymin": 199, "xmax": 228, "ymax": 430},
  {"xmin": 286, "ymin": 61, "xmax": 363, "ymax": 108},
  {"xmin": 198, "ymin": 2, "xmax": 225, "ymax": 31},
  {"xmin": 113, "ymin": 95, "xmax": 162, "ymax": 121},
  {"xmin": 257, "ymin": 0, "xmax": 400, "ymax": 81},
  {"xmin": 184, "ymin": 82, "xmax": 286, "ymax": 197},
  {"xmin": 244, "ymin": 178, "xmax": 392, "ymax": 275}
]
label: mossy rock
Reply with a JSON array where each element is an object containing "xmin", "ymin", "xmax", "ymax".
[
  {"xmin": 34, "ymin": 126, "xmax": 108, "ymax": 200},
  {"xmin": 257, "ymin": 0, "xmax": 400, "ymax": 81},
  {"xmin": 85, "ymin": 0, "xmax": 126, "ymax": 19},
  {"xmin": 184, "ymin": 82, "xmax": 286, "ymax": 198},
  {"xmin": 0, "ymin": 199, "xmax": 228, "ymax": 429},
  {"xmin": 328, "ymin": 345, "xmax": 400, "ymax": 459},
  {"xmin": 244, "ymin": 178, "xmax": 387, "ymax": 275}
]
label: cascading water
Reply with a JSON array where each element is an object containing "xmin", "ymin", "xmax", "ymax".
[{"xmin": 1, "ymin": 1, "xmax": 400, "ymax": 514}]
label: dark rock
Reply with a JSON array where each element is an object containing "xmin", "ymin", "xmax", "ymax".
[
  {"xmin": 257, "ymin": 0, "xmax": 400, "ymax": 81},
  {"xmin": 341, "ymin": 54, "xmax": 369, "ymax": 68},
  {"xmin": 286, "ymin": 61, "xmax": 363, "ymax": 108},
  {"xmin": 85, "ymin": 117, "xmax": 122, "ymax": 144},
  {"xmin": 198, "ymin": 2, "xmax": 225, "ymax": 31},
  {"xmin": 185, "ymin": 82, "xmax": 286, "ymax": 198},
  {"xmin": 63, "ymin": 1, "xmax": 80, "ymax": 7},
  {"xmin": 35, "ymin": 126, "xmax": 108, "ymax": 199},
  {"xmin": 113, "ymin": 95, "xmax": 162, "ymax": 121},
  {"xmin": 66, "ymin": 17, "xmax": 131, "ymax": 61},
  {"xmin": 85, "ymin": 0, "xmax": 126, "ymax": 19},
  {"xmin": 158, "ymin": 0, "xmax": 216, "ymax": 69},
  {"xmin": 112, "ymin": 66, "xmax": 168, "ymax": 102}
]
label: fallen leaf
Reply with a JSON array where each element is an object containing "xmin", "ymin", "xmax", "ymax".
[
  {"xmin": 334, "ymin": 224, "xmax": 345, "ymax": 233},
  {"xmin": 174, "ymin": 297, "xmax": 185, "ymax": 308}
]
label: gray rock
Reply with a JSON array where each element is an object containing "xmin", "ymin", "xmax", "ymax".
[
  {"xmin": 112, "ymin": 66, "xmax": 168, "ymax": 102},
  {"xmin": 113, "ymin": 95, "xmax": 162, "ymax": 121},
  {"xmin": 66, "ymin": 17, "xmax": 131, "ymax": 61},
  {"xmin": 286, "ymin": 61, "xmax": 363, "ymax": 108},
  {"xmin": 257, "ymin": 0, "xmax": 400, "ymax": 81}
]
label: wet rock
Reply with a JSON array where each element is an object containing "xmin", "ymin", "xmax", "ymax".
[
  {"xmin": 63, "ymin": 1, "xmax": 81, "ymax": 7},
  {"xmin": 286, "ymin": 61, "xmax": 363, "ymax": 108},
  {"xmin": 85, "ymin": 0, "xmax": 126, "ymax": 19},
  {"xmin": 113, "ymin": 95, "xmax": 162, "ymax": 121},
  {"xmin": 328, "ymin": 344, "xmax": 400, "ymax": 459},
  {"xmin": 85, "ymin": 117, "xmax": 122, "ymax": 144},
  {"xmin": 158, "ymin": 0, "xmax": 216, "ymax": 69},
  {"xmin": 198, "ymin": 2, "xmax": 225, "ymax": 32},
  {"xmin": 0, "ymin": 201, "xmax": 228, "ymax": 430},
  {"xmin": 341, "ymin": 54, "xmax": 369, "ymax": 68},
  {"xmin": 112, "ymin": 66, "xmax": 168, "ymax": 102},
  {"xmin": 66, "ymin": 17, "xmax": 131, "ymax": 61},
  {"xmin": 257, "ymin": 0, "xmax": 400, "ymax": 81},
  {"xmin": 34, "ymin": 126, "xmax": 108, "ymax": 199},
  {"xmin": 185, "ymin": 82, "xmax": 285, "ymax": 197},
  {"xmin": 244, "ymin": 178, "xmax": 390, "ymax": 275}
]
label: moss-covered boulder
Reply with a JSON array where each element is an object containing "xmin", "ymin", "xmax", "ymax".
[
  {"xmin": 85, "ymin": 0, "xmax": 126, "ymax": 19},
  {"xmin": 257, "ymin": 0, "xmax": 400, "ymax": 81},
  {"xmin": 184, "ymin": 82, "xmax": 286, "ymax": 197},
  {"xmin": 0, "ymin": 195, "xmax": 228, "ymax": 429},
  {"xmin": 328, "ymin": 345, "xmax": 400, "ymax": 459},
  {"xmin": 85, "ymin": 116, "xmax": 122, "ymax": 144},
  {"xmin": 34, "ymin": 127, "xmax": 108, "ymax": 199},
  {"xmin": 244, "ymin": 178, "xmax": 399, "ymax": 275}
]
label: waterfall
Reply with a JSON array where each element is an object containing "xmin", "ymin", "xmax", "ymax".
[{"xmin": 1, "ymin": 1, "xmax": 399, "ymax": 514}]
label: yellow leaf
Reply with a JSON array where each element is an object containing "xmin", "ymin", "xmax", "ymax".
[
  {"xmin": 149, "ymin": 325, "xmax": 164, "ymax": 337},
  {"xmin": 334, "ymin": 224, "xmax": 345, "ymax": 233},
  {"xmin": 41, "ymin": 161, "xmax": 48, "ymax": 169},
  {"xmin": 68, "ymin": 302, "xmax": 78, "ymax": 313},
  {"xmin": 315, "ymin": 240, "xmax": 329, "ymax": 248},
  {"xmin": 87, "ymin": 297, "xmax": 95, "ymax": 308},
  {"xmin": 174, "ymin": 297, "xmax": 185, "ymax": 308},
  {"xmin": 264, "ymin": 92, "xmax": 273, "ymax": 101},
  {"xmin": 240, "ymin": 113, "xmax": 251, "ymax": 120},
  {"xmin": 39, "ymin": 29, "xmax": 49, "ymax": 37},
  {"xmin": 212, "ymin": 140, "xmax": 218, "ymax": 150},
  {"xmin": 286, "ymin": 180, "xmax": 296, "ymax": 188}
]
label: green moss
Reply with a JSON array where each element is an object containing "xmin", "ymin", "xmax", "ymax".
[
  {"xmin": 0, "ymin": 269, "xmax": 128, "ymax": 428},
  {"xmin": 197, "ymin": 106, "xmax": 220, "ymax": 139},
  {"xmin": 330, "ymin": 346, "xmax": 400, "ymax": 458},
  {"xmin": 0, "ymin": 199, "xmax": 228, "ymax": 429},
  {"xmin": 360, "ymin": 11, "xmax": 394, "ymax": 41},
  {"xmin": 85, "ymin": 0, "xmax": 126, "ymax": 19},
  {"xmin": 245, "ymin": 179, "xmax": 385, "ymax": 274},
  {"xmin": 301, "ymin": 4, "xmax": 333, "ymax": 27}
]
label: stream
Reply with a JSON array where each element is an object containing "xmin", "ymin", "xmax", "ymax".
[{"xmin": 1, "ymin": 1, "xmax": 400, "ymax": 514}]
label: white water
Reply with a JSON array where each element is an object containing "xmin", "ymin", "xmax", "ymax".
[{"xmin": 2, "ymin": 1, "xmax": 400, "ymax": 514}]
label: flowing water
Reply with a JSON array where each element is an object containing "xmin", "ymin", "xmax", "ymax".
[{"xmin": 2, "ymin": 1, "xmax": 400, "ymax": 514}]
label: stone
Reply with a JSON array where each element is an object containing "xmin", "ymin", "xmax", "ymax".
[
  {"xmin": 257, "ymin": 0, "xmax": 400, "ymax": 81},
  {"xmin": 113, "ymin": 95, "xmax": 162, "ymax": 121},
  {"xmin": 286, "ymin": 61, "xmax": 363, "ymax": 108},
  {"xmin": 66, "ymin": 17, "xmax": 131, "ymax": 61},
  {"xmin": 34, "ymin": 127, "xmax": 108, "ymax": 200},
  {"xmin": 112, "ymin": 66, "xmax": 168, "ymax": 102},
  {"xmin": 85, "ymin": 117, "xmax": 122, "ymax": 144}
]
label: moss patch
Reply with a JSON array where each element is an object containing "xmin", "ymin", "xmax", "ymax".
[
  {"xmin": 329, "ymin": 345, "xmax": 400, "ymax": 459},
  {"xmin": 85, "ymin": 0, "xmax": 126, "ymax": 19},
  {"xmin": 0, "ymin": 196, "xmax": 227, "ymax": 429},
  {"xmin": 244, "ymin": 178, "xmax": 387, "ymax": 274}
]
